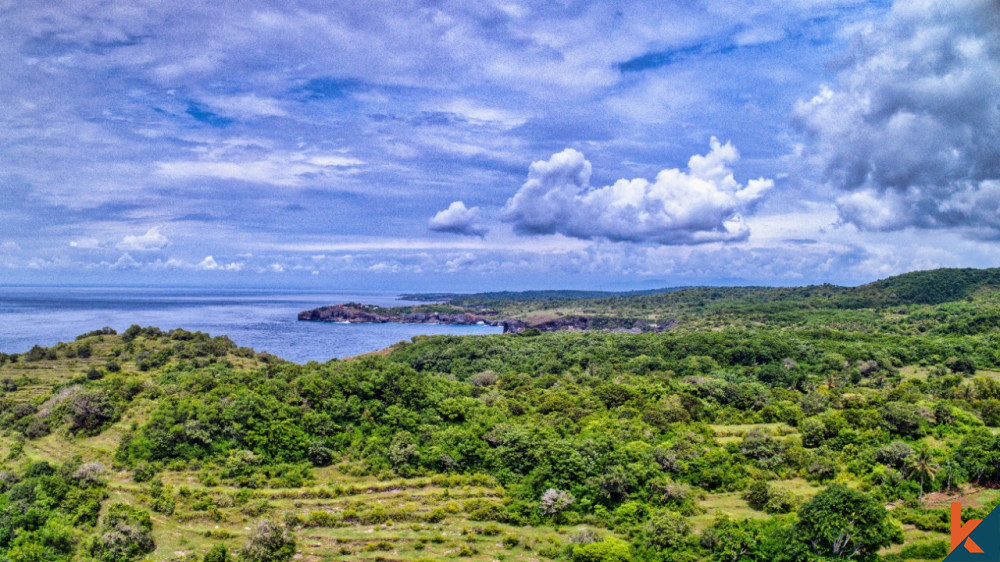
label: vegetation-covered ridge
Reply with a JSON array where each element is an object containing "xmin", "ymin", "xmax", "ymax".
[
  {"xmin": 305, "ymin": 267, "xmax": 1000, "ymax": 334},
  {"xmin": 4, "ymin": 268, "xmax": 1000, "ymax": 560}
]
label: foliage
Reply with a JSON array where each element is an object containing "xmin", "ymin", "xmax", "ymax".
[
  {"xmin": 0, "ymin": 460, "xmax": 108, "ymax": 561},
  {"xmin": 571, "ymin": 537, "xmax": 632, "ymax": 562},
  {"xmin": 91, "ymin": 504, "xmax": 155, "ymax": 562},
  {"xmin": 794, "ymin": 484, "xmax": 903, "ymax": 560},
  {"xmin": 239, "ymin": 519, "xmax": 296, "ymax": 562}
]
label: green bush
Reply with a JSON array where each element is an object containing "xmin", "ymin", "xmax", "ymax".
[
  {"xmin": 571, "ymin": 537, "xmax": 632, "ymax": 562},
  {"xmin": 203, "ymin": 544, "xmax": 230, "ymax": 562},
  {"xmin": 91, "ymin": 504, "xmax": 155, "ymax": 562},
  {"xmin": 239, "ymin": 519, "xmax": 296, "ymax": 562},
  {"xmin": 743, "ymin": 481, "xmax": 796, "ymax": 514},
  {"xmin": 900, "ymin": 539, "xmax": 948, "ymax": 559}
]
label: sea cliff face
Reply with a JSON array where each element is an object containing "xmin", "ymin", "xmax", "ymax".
[{"xmin": 297, "ymin": 304, "xmax": 675, "ymax": 334}]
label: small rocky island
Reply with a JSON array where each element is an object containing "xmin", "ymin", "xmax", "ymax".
[{"xmin": 298, "ymin": 303, "xmax": 675, "ymax": 334}]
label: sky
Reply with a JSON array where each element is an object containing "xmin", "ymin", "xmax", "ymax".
[{"xmin": 1, "ymin": 0, "xmax": 999, "ymax": 291}]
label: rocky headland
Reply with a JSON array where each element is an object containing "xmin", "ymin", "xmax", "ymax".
[{"xmin": 298, "ymin": 303, "xmax": 675, "ymax": 334}]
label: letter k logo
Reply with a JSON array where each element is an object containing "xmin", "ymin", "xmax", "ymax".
[{"xmin": 953, "ymin": 502, "xmax": 984, "ymax": 554}]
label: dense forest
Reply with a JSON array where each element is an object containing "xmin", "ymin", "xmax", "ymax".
[{"xmin": 2, "ymin": 268, "xmax": 1000, "ymax": 561}]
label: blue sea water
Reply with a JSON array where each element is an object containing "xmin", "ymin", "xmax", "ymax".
[{"xmin": 0, "ymin": 287, "xmax": 502, "ymax": 363}]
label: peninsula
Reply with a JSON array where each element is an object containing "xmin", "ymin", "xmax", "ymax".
[{"xmin": 297, "ymin": 302, "xmax": 674, "ymax": 333}]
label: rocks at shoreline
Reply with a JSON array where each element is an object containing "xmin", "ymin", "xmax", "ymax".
[
  {"xmin": 297, "ymin": 304, "xmax": 501, "ymax": 327},
  {"xmin": 298, "ymin": 304, "xmax": 675, "ymax": 334}
]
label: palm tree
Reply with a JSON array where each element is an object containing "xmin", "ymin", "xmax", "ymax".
[{"xmin": 905, "ymin": 446, "xmax": 940, "ymax": 499}]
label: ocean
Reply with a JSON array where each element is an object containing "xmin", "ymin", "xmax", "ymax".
[{"xmin": 0, "ymin": 287, "xmax": 502, "ymax": 363}]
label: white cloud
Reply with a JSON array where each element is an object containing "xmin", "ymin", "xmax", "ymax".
[
  {"xmin": 428, "ymin": 201, "xmax": 488, "ymax": 237},
  {"xmin": 202, "ymin": 94, "xmax": 288, "ymax": 118},
  {"xmin": 501, "ymin": 138, "xmax": 773, "ymax": 244},
  {"xmin": 256, "ymin": 234, "xmax": 592, "ymax": 253},
  {"xmin": 443, "ymin": 252, "xmax": 476, "ymax": 273},
  {"xmin": 117, "ymin": 227, "xmax": 170, "ymax": 251},
  {"xmin": 795, "ymin": 0, "xmax": 1000, "ymax": 234},
  {"xmin": 197, "ymin": 256, "xmax": 244, "ymax": 271},
  {"xmin": 111, "ymin": 253, "xmax": 140, "ymax": 270},
  {"xmin": 69, "ymin": 237, "xmax": 100, "ymax": 249},
  {"xmin": 197, "ymin": 256, "xmax": 220, "ymax": 270},
  {"xmin": 437, "ymin": 100, "xmax": 527, "ymax": 128},
  {"xmin": 155, "ymin": 149, "xmax": 364, "ymax": 187}
]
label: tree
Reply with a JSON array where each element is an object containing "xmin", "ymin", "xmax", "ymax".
[
  {"xmin": 980, "ymin": 399, "xmax": 1000, "ymax": 427},
  {"xmin": 904, "ymin": 446, "xmax": 939, "ymax": 499},
  {"xmin": 794, "ymin": 484, "xmax": 902, "ymax": 560},
  {"xmin": 539, "ymin": 488, "xmax": 574, "ymax": 516},
  {"xmin": 643, "ymin": 510, "xmax": 690, "ymax": 550},
  {"xmin": 68, "ymin": 391, "xmax": 117, "ymax": 435},
  {"xmin": 704, "ymin": 516, "xmax": 764, "ymax": 562}
]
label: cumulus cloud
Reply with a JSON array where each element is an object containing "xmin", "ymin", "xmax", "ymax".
[
  {"xmin": 117, "ymin": 227, "xmax": 170, "ymax": 251},
  {"xmin": 197, "ymin": 256, "xmax": 243, "ymax": 271},
  {"xmin": 795, "ymin": 0, "xmax": 1000, "ymax": 233},
  {"xmin": 111, "ymin": 253, "xmax": 140, "ymax": 270},
  {"xmin": 501, "ymin": 138, "xmax": 773, "ymax": 244},
  {"xmin": 428, "ymin": 201, "xmax": 488, "ymax": 237}
]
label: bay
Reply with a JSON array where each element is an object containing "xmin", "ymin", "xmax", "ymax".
[{"xmin": 0, "ymin": 286, "xmax": 502, "ymax": 363}]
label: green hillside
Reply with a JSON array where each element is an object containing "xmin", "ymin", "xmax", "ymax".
[
  {"xmin": 4, "ymin": 269, "xmax": 1000, "ymax": 561},
  {"xmin": 381, "ymin": 267, "xmax": 1000, "ymax": 335}
]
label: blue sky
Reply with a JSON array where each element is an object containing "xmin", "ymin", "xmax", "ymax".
[{"xmin": 1, "ymin": 0, "xmax": 998, "ymax": 291}]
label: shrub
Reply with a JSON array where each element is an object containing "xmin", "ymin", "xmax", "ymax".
[
  {"xmin": 900, "ymin": 539, "xmax": 948, "ymax": 559},
  {"xmin": 203, "ymin": 544, "xmax": 230, "ymax": 562},
  {"xmin": 981, "ymin": 399, "xmax": 1000, "ymax": 427},
  {"xmin": 743, "ymin": 481, "xmax": 796, "ymax": 514},
  {"xmin": 132, "ymin": 462, "xmax": 156, "ymax": 483},
  {"xmin": 306, "ymin": 441, "xmax": 334, "ymax": 467},
  {"xmin": 571, "ymin": 537, "xmax": 631, "ymax": 562},
  {"xmin": 68, "ymin": 391, "xmax": 117, "ymax": 434},
  {"xmin": 72, "ymin": 462, "xmax": 107, "ymax": 486},
  {"xmin": 539, "ymin": 488, "xmax": 574, "ymax": 516},
  {"xmin": 240, "ymin": 519, "xmax": 297, "ymax": 562},
  {"xmin": 470, "ymin": 371, "xmax": 499, "ymax": 387},
  {"xmin": 92, "ymin": 504, "xmax": 156, "ymax": 562},
  {"xmin": 425, "ymin": 507, "xmax": 447, "ymax": 523}
]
